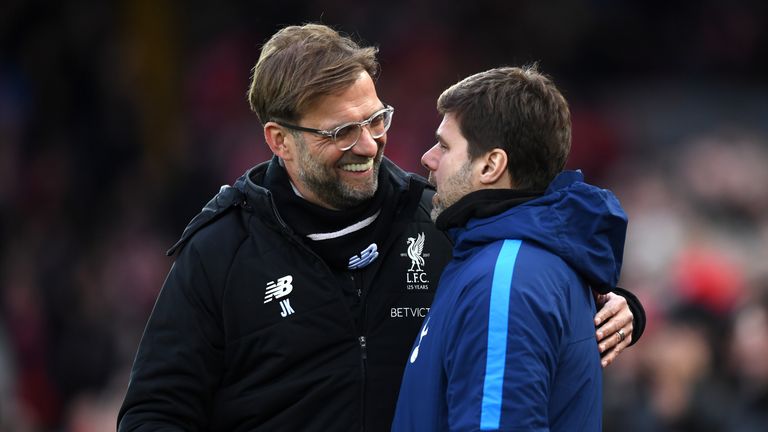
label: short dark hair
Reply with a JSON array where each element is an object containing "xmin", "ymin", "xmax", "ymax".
[
  {"xmin": 247, "ymin": 24, "xmax": 379, "ymax": 125},
  {"xmin": 437, "ymin": 65, "xmax": 571, "ymax": 190}
]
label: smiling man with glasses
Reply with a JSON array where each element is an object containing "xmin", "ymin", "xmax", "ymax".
[
  {"xmin": 274, "ymin": 104, "xmax": 394, "ymax": 152},
  {"xmin": 117, "ymin": 24, "xmax": 644, "ymax": 432},
  {"xmin": 265, "ymin": 99, "xmax": 395, "ymax": 210}
]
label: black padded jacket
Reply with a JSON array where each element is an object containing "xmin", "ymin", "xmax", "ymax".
[{"xmin": 117, "ymin": 157, "xmax": 454, "ymax": 431}]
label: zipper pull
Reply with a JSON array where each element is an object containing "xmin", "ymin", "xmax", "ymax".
[{"xmin": 359, "ymin": 336, "xmax": 367, "ymax": 360}]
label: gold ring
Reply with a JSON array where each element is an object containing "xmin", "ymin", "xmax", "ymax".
[{"xmin": 616, "ymin": 329, "xmax": 626, "ymax": 342}]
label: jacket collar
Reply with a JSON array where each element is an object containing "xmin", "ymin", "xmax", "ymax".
[
  {"xmin": 435, "ymin": 188, "xmax": 543, "ymax": 231},
  {"xmin": 168, "ymin": 156, "xmax": 432, "ymax": 256}
]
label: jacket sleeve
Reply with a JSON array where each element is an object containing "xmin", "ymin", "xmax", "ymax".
[
  {"xmin": 612, "ymin": 286, "xmax": 646, "ymax": 345},
  {"xmin": 117, "ymin": 242, "xmax": 225, "ymax": 431},
  {"xmin": 443, "ymin": 274, "xmax": 559, "ymax": 431}
]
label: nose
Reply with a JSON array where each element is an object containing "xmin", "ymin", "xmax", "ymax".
[
  {"xmin": 421, "ymin": 144, "xmax": 439, "ymax": 171},
  {"xmin": 350, "ymin": 127, "xmax": 380, "ymax": 157}
]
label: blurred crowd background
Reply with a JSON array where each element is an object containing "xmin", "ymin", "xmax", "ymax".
[{"xmin": 2, "ymin": 1, "xmax": 768, "ymax": 431}]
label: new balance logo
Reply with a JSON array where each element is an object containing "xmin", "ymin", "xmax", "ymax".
[
  {"xmin": 348, "ymin": 243, "xmax": 379, "ymax": 270},
  {"xmin": 264, "ymin": 275, "xmax": 293, "ymax": 303}
]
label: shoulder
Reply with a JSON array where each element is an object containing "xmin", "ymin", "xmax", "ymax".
[
  {"xmin": 168, "ymin": 163, "xmax": 273, "ymax": 258},
  {"xmin": 380, "ymin": 157, "xmax": 435, "ymax": 212},
  {"xmin": 185, "ymin": 209, "xmax": 249, "ymax": 259},
  {"xmin": 513, "ymin": 241, "xmax": 578, "ymax": 287},
  {"xmin": 454, "ymin": 239, "xmax": 577, "ymax": 305},
  {"xmin": 170, "ymin": 208, "xmax": 250, "ymax": 290}
]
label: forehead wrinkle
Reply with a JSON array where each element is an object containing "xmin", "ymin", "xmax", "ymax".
[
  {"xmin": 302, "ymin": 71, "xmax": 382, "ymax": 130},
  {"xmin": 322, "ymin": 103, "xmax": 387, "ymax": 132}
]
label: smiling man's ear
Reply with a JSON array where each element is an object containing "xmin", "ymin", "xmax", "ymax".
[
  {"xmin": 264, "ymin": 122, "xmax": 294, "ymax": 161},
  {"xmin": 478, "ymin": 148, "xmax": 511, "ymax": 187}
]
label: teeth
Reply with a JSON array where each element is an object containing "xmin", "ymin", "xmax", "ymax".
[{"xmin": 341, "ymin": 159, "xmax": 373, "ymax": 172}]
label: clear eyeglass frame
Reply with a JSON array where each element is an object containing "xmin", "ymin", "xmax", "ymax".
[{"xmin": 274, "ymin": 105, "xmax": 394, "ymax": 151}]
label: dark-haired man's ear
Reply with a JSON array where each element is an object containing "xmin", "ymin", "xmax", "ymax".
[
  {"xmin": 478, "ymin": 148, "xmax": 511, "ymax": 187},
  {"xmin": 264, "ymin": 122, "xmax": 293, "ymax": 161}
]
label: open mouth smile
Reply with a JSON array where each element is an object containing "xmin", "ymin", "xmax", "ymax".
[{"xmin": 340, "ymin": 159, "xmax": 374, "ymax": 172}]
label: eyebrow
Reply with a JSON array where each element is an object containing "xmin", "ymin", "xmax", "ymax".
[{"xmin": 326, "ymin": 104, "xmax": 388, "ymax": 131}]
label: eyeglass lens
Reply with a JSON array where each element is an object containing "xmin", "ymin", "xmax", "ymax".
[{"xmin": 334, "ymin": 109, "xmax": 392, "ymax": 150}]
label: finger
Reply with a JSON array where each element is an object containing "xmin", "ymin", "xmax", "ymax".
[
  {"xmin": 601, "ymin": 344, "xmax": 622, "ymax": 368},
  {"xmin": 596, "ymin": 313, "xmax": 633, "ymax": 343},
  {"xmin": 600, "ymin": 334, "xmax": 633, "ymax": 368},
  {"xmin": 598, "ymin": 322, "xmax": 633, "ymax": 353},
  {"xmin": 593, "ymin": 295, "xmax": 622, "ymax": 326},
  {"xmin": 599, "ymin": 329, "xmax": 633, "ymax": 357},
  {"xmin": 598, "ymin": 332, "xmax": 616, "ymax": 354}
]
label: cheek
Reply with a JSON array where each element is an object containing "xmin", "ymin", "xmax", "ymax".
[
  {"xmin": 316, "ymin": 148, "xmax": 343, "ymax": 167},
  {"xmin": 440, "ymin": 160, "xmax": 458, "ymax": 178}
]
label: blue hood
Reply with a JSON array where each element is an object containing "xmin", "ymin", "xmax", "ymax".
[{"xmin": 448, "ymin": 170, "xmax": 627, "ymax": 293}]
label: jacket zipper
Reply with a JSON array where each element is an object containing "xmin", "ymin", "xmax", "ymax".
[
  {"xmin": 359, "ymin": 333, "xmax": 368, "ymax": 428},
  {"xmin": 358, "ymin": 272, "xmax": 369, "ymax": 432},
  {"xmin": 358, "ymin": 335, "xmax": 368, "ymax": 431}
]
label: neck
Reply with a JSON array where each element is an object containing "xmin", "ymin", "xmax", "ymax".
[{"xmin": 435, "ymin": 188, "xmax": 544, "ymax": 231}]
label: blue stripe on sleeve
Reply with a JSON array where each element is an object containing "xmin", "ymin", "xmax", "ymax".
[{"xmin": 480, "ymin": 239, "xmax": 522, "ymax": 430}]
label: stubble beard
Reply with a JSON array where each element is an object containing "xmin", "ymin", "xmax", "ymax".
[
  {"xmin": 430, "ymin": 162, "xmax": 473, "ymax": 223},
  {"xmin": 296, "ymin": 136, "xmax": 385, "ymax": 210}
]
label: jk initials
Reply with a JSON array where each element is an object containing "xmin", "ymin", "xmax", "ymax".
[{"xmin": 279, "ymin": 299, "xmax": 295, "ymax": 317}]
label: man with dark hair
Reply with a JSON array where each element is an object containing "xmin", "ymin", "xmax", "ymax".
[
  {"xmin": 392, "ymin": 66, "xmax": 629, "ymax": 431},
  {"xmin": 118, "ymin": 25, "xmax": 641, "ymax": 431}
]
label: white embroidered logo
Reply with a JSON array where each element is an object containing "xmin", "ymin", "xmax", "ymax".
[
  {"xmin": 410, "ymin": 317, "xmax": 430, "ymax": 363},
  {"xmin": 348, "ymin": 243, "xmax": 379, "ymax": 270},
  {"xmin": 407, "ymin": 233, "xmax": 425, "ymax": 271},
  {"xmin": 279, "ymin": 299, "xmax": 295, "ymax": 317},
  {"xmin": 264, "ymin": 275, "xmax": 293, "ymax": 303},
  {"xmin": 401, "ymin": 232, "xmax": 430, "ymax": 290}
]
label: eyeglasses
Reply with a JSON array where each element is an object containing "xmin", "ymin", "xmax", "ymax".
[{"xmin": 275, "ymin": 105, "xmax": 394, "ymax": 151}]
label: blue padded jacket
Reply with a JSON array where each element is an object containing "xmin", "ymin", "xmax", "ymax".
[{"xmin": 392, "ymin": 170, "xmax": 627, "ymax": 431}]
